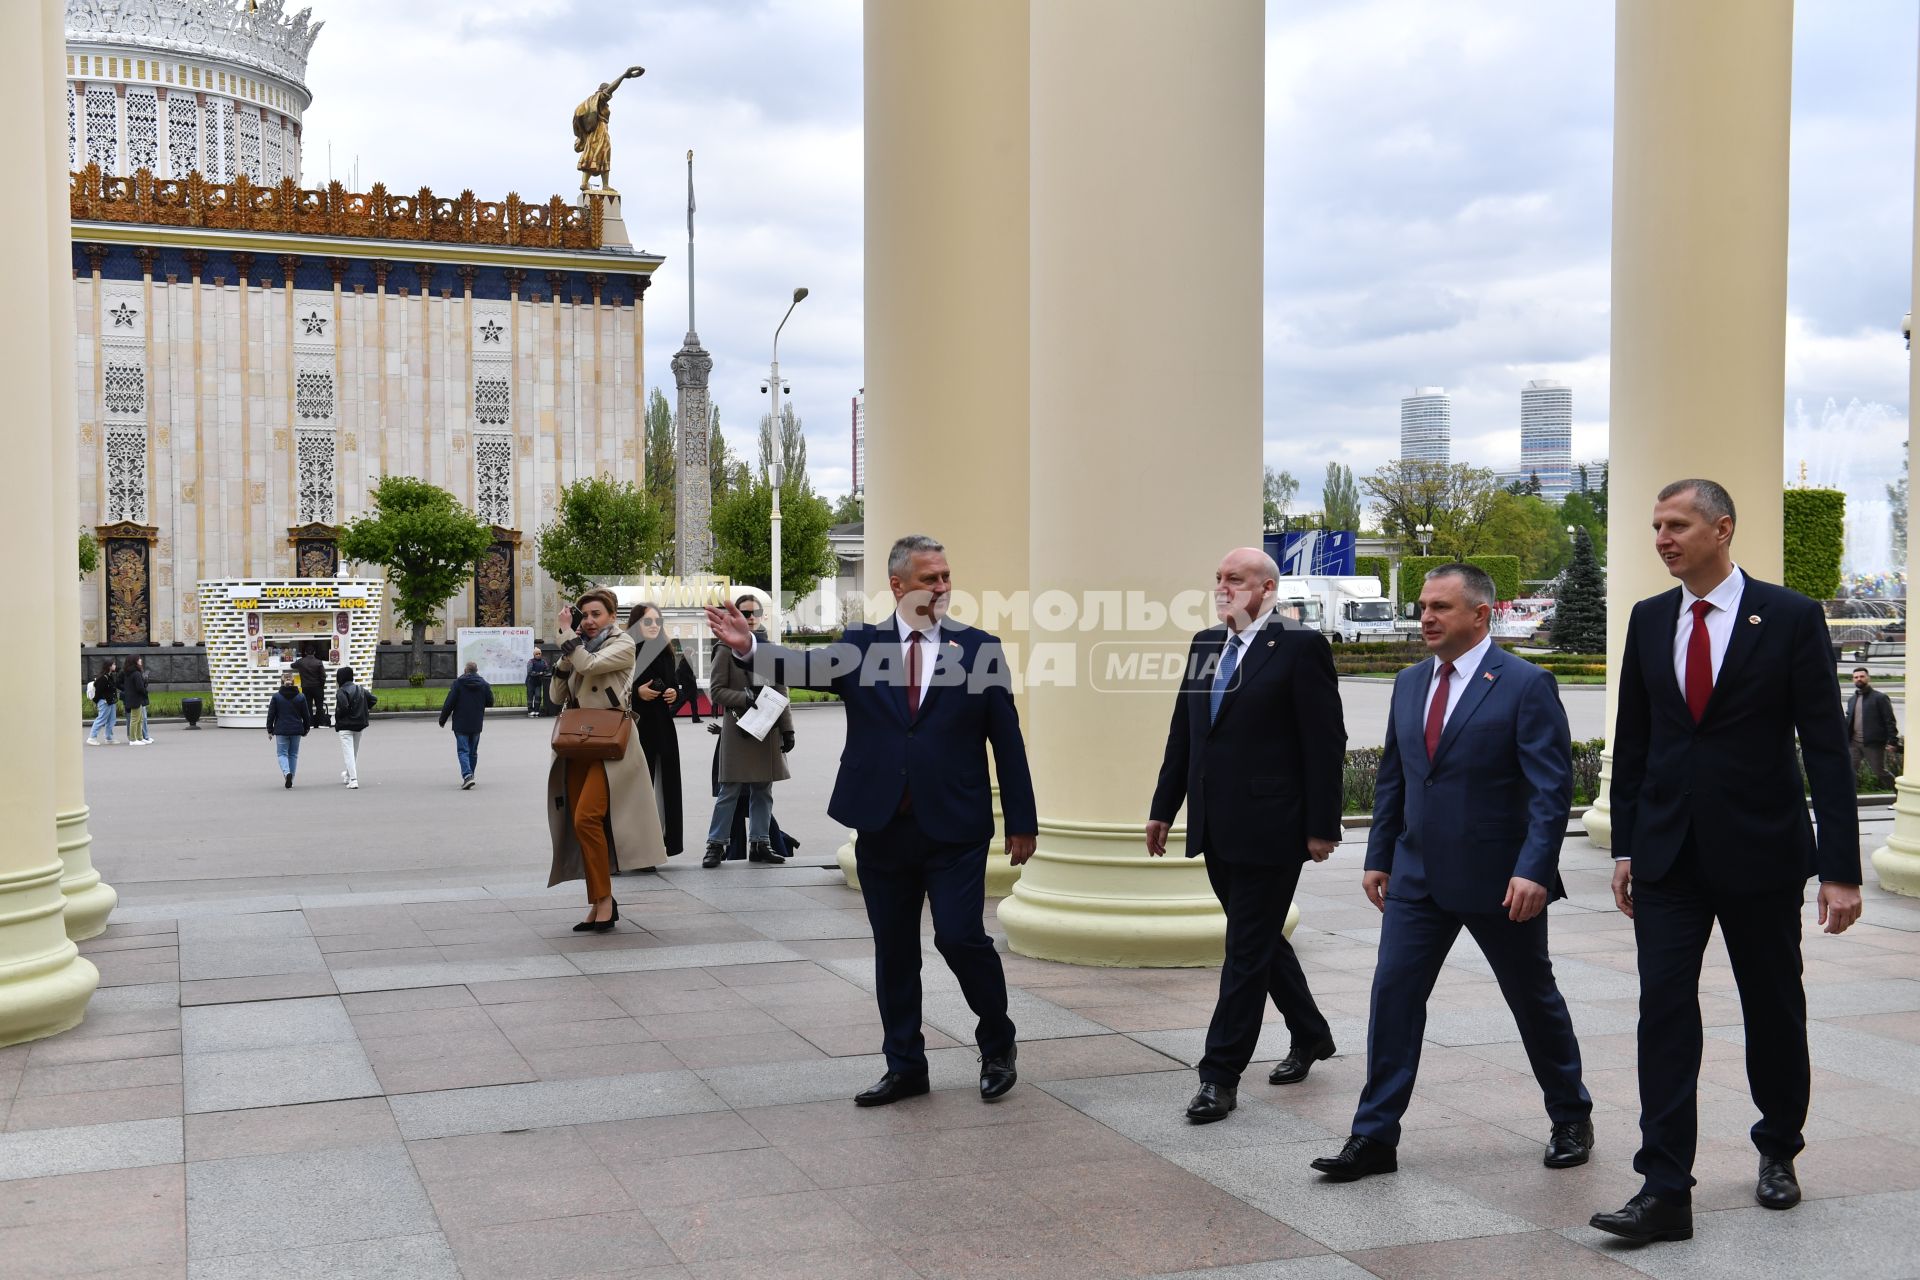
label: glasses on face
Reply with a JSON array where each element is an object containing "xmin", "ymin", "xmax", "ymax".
[
  {"xmin": 738, "ymin": 610, "xmax": 761, "ymax": 620},
  {"xmin": 639, "ymin": 616, "xmax": 661, "ymax": 628}
]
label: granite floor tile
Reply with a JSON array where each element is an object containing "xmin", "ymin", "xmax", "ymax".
[
  {"xmin": 338, "ymin": 985, "xmax": 476, "ymax": 1015},
  {"xmin": 665, "ymin": 1029, "xmax": 830, "ymax": 1069},
  {"xmin": 576, "ymin": 1109, "xmax": 773, "ymax": 1163},
  {"xmin": 1039, "ymin": 1070, "xmax": 1339, "ymax": 1154},
  {"xmin": 180, "ymin": 996, "xmax": 356, "ymax": 1054},
  {"xmin": 1144, "ymin": 1260, "xmax": 1374, "ymax": 1280},
  {"xmin": 25, "ymin": 1028, "xmax": 181, "ymax": 1067},
  {"xmin": 348, "ymin": 1004, "xmax": 498, "ymax": 1040},
  {"xmin": 831, "ymin": 1167, "xmax": 1060, "ymax": 1240},
  {"xmin": 185, "ymin": 1141, "xmax": 437, "ymax": 1259},
  {"xmin": 388, "ymin": 1069, "xmax": 728, "ymax": 1140},
  {"xmin": 892, "ymin": 1218, "xmax": 1133, "ymax": 1280},
  {"xmin": 184, "ymin": 1098, "xmax": 400, "ymax": 1162},
  {"xmin": 680, "ymin": 1242, "xmax": 921, "ymax": 1280},
  {"xmin": 644, "ymin": 1188, "xmax": 875, "ymax": 1263},
  {"xmin": 570, "ymin": 941, "xmax": 807, "ymax": 974},
  {"xmin": 0, "ymin": 1163, "xmax": 185, "ymax": 1277},
  {"xmin": 604, "ymin": 1143, "xmax": 817, "ymax": 1208},
  {"xmin": 368, "ymin": 1052, "xmax": 539, "ymax": 1096},
  {"xmin": 4, "ymin": 1083, "xmax": 183, "ymax": 1133},
  {"xmin": 1560, "ymin": 1189, "xmax": 1920, "ymax": 1279},
  {"xmin": 495, "ymin": 1012, "xmax": 658, "ymax": 1054},
  {"xmin": 0, "ymin": 1116, "xmax": 182, "ymax": 1182},
  {"xmin": 443, "ymin": 1211, "xmax": 679, "ymax": 1280},
  {"xmin": 177, "ymin": 937, "xmax": 326, "ymax": 982},
  {"xmin": 185, "ymin": 1231, "xmax": 462, "ymax": 1280},
  {"xmin": 1353, "ymin": 1229, "xmax": 1648, "ymax": 1279},
  {"xmin": 15, "ymin": 1054, "xmax": 181, "ymax": 1098},
  {"xmin": 183, "ymin": 1041, "xmax": 381, "ymax": 1113},
  {"xmin": 327, "ymin": 955, "xmax": 579, "ymax": 993},
  {"xmin": 177, "ymin": 972, "xmax": 340, "ymax": 1005},
  {"xmin": 522, "ymin": 1039, "xmax": 683, "ymax": 1081},
  {"xmin": 409, "ymin": 1126, "xmax": 635, "ymax": 1228}
]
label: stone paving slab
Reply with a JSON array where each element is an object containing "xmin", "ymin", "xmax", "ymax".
[
  {"xmin": 0, "ymin": 1115, "xmax": 182, "ymax": 1181},
  {"xmin": 185, "ymin": 1140, "xmax": 440, "ymax": 1259},
  {"xmin": 387, "ymin": 1068, "xmax": 729, "ymax": 1140}
]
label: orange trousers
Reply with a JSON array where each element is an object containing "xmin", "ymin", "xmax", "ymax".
[{"xmin": 565, "ymin": 758, "xmax": 613, "ymax": 903}]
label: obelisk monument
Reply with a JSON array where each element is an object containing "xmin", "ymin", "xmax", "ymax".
[{"xmin": 673, "ymin": 149, "xmax": 714, "ymax": 574}]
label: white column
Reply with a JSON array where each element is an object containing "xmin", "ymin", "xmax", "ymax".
[
  {"xmin": 1583, "ymin": 0, "xmax": 1792, "ymax": 846},
  {"xmin": 997, "ymin": 0, "xmax": 1265, "ymax": 964}
]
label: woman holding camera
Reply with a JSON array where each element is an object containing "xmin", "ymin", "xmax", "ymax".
[
  {"xmin": 547, "ymin": 588, "xmax": 665, "ymax": 931},
  {"xmin": 627, "ymin": 602, "xmax": 686, "ymax": 859}
]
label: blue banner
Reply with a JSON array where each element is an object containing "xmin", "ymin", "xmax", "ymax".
[{"xmin": 1266, "ymin": 530, "xmax": 1358, "ymax": 577}]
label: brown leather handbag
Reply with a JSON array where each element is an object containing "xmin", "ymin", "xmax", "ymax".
[{"xmin": 551, "ymin": 687, "xmax": 632, "ymax": 761}]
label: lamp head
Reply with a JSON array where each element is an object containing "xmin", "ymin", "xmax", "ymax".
[
  {"xmin": 768, "ymin": 461, "xmax": 787, "ymax": 488},
  {"xmin": 793, "ymin": 287, "xmax": 809, "ymax": 303}
]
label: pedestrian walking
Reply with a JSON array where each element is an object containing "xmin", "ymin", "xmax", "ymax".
[
  {"xmin": 266, "ymin": 672, "xmax": 310, "ymax": 788},
  {"xmin": 627, "ymin": 602, "xmax": 686, "ymax": 860},
  {"xmin": 438, "ymin": 662, "xmax": 493, "ymax": 789},
  {"xmin": 703, "ymin": 597, "xmax": 793, "ymax": 868},
  {"xmin": 547, "ymin": 588, "xmax": 667, "ymax": 930},
  {"xmin": 123, "ymin": 656, "xmax": 153, "ymax": 746},
  {"xmin": 294, "ymin": 647, "xmax": 330, "ymax": 728},
  {"xmin": 526, "ymin": 650, "xmax": 551, "ymax": 717},
  {"xmin": 86, "ymin": 660, "xmax": 120, "ymax": 745},
  {"xmin": 334, "ymin": 666, "xmax": 376, "ymax": 789},
  {"xmin": 678, "ymin": 650, "xmax": 703, "ymax": 722},
  {"xmin": 1847, "ymin": 667, "xmax": 1901, "ymax": 790}
]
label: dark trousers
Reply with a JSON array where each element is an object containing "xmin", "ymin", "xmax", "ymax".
[
  {"xmin": 1353, "ymin": 893, "xmax": 1590, "ymax": 1146},
  {"xmin": 854, "ymin": 811, "xmax": 1015, "ymax": 1075},
  {"xmin": 1632, "ymin": 837, "xmax": 1809, "ymax": 1200},
  {"xmin": 1197, "ymin": 856, "xmax": 1330, "ymax": 1086}
]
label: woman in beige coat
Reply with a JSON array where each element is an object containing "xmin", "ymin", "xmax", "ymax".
[{"xmin": 547, "ymin": 588, "xmax": 666, "ymax": 930}]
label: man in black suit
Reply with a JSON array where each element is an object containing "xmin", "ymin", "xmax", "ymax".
[
  {"xmin": 1590, "ymin": 479, "xmax": 1862, "ymax": 1245},
  {"xmin": 708, "ymin": 534, "xmax": 1036, "ymax": 1108},
  {"xmin": 1846, "ymin": 667, "xmax": 1900, "ymax": 790},
  {"xmin": 1148, "ymin": 546, "xmax": 1346, "ymax": 1123}
]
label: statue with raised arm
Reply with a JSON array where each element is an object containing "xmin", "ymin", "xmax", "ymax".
[{"xmin": 573, "ymin": 66, "xmax": 645, "ymax": 192}]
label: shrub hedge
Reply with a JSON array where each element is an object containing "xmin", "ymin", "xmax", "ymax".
[
  {"xmin": 1783, "ymin": 487, "xmax": 1845, "ymax": 600},
  {"xmin": 1343, "ymin": 737, "xmax": 1607, "ymax": 814}
]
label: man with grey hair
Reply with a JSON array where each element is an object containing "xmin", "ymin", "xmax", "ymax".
[
  {"xmin": 1591, "ymin": 478, "xmax": 1860, "ymax": 1244},
  {"xmin": 707, "ymin": 534, "xmax": 1036, "ymax": 1107},
  {"xmin": 1148, "ymin": 546, "xmax": 1346, "ymax": 1124},
  {"xmin": 1312, "ymin": 562, "xmax": 1591, "ymax": 1180}
]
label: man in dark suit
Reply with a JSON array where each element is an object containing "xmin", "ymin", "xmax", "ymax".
[
  {"xmin": 707, "ymin": 534, "xmax": 1036, "ymax": 1107},
  {"xmin": 1846, "ymin": 667, "xmax": 1900, "ymax": 790},
  {"xmin": 1147, "ymin": 547, "xmax": 1346, "ymax": 1124},
  {"xmin": 1310, "ymin": 563, "xmax": 1592, "ymax": 1181},
  {"xmin": 1590, "ymin": 479, "xmax": 1862, "ymax": 1245}
]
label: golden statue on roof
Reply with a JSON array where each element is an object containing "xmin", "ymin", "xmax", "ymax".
[{"xmin": 573, "ymin": 65, "xmax": 645, "ymax": 192}]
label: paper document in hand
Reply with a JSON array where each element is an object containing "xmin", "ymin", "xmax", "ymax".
[{"xmin": 735, "ymin": 686, "xmax": 790, "ymax": 741}]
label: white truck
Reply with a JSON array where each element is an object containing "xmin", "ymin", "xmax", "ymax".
[{"xmin": 1273, "ymin": 575, "xmax": 1398, "ymax": 643}]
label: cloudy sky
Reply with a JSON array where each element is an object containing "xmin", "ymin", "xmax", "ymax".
[{"xmin": 298, "ymin": 0, "xmax": 1916, "ymax": 568}]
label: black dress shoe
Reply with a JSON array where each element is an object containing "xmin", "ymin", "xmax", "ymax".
[
  {"xmin": 1184, "ymin": 1082, "xmax": 1237, "ymax": 1124},
  {"xmin": 1756, "ymin": 1158, "xmax": 1801, "ymax": 1210},
  {"xmin": 1589, "ymin": 1193, "xmax": 1694, "ymax": 1243},
  {"xmin": 979, "ymin": 1046, "xmax": 1018, "ymax": 1102},
  {"xmin": 1310, "ymin": 1134, "xmax": 1397, "ymax": 1181},
  {"xmin": 1545, "ymin": 1119, "xmax": 1595, "ymax": 1168},
  {"xmin": 854, "ymin": 1071, "xmax": 930, "ymax": 1108},
  {"xmin": 1268, "ymin": 1036, "xmax": 1336, "ymax": 1085},
  {"xmin": 748, "ymin": 840, "xmax": 786, "ymax": 864},
  {"xmin": 701, "ymin": 842, "xmax": 725, "ymax": 869}
]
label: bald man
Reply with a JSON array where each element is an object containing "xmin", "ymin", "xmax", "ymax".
[{"xmin": 1149, "ymin": 547, "xmax": 1348, "ymax": 1123}]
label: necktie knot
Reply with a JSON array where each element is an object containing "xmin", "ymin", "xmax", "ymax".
[
  {"xmin": 1691, "ymin": 599, "xmax": 1713, "ymax": 623},
  {"xmin": 1437, "ymin": 661, "xmax": 1455, "ymax": 680},
  {"xmin": 1424, "ymin": 660, "xmax": 1455, "ymax": 760}
]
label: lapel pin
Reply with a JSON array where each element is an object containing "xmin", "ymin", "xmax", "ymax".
[
  {"xmin": 1748, "ymin": 615, "xmax": 1761, "ymax": 625},
  {"xmin": 1483, "ymin": 671, "xmax": 1496, "ymax": 682},
  {"xmin": 1267, "ymin": 639, "xmax": 1276, "ymax": 648}
]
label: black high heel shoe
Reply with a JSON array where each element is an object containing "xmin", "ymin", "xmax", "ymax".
[{"xmin": 588, "ymin": 899, "xmax": 620, "ymax": 934}]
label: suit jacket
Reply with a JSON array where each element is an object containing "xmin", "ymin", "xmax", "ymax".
[
  {"xmin": 1846, "ymin": 686, "xmax": 1900, "ymax": 748},
  {"xmin": 747, "ymin": 618, "xmax": 1036, "ymax": 842},
  {"xmin": 1611, "ymin": 575, "xmax": 1860, "ymax": 889},
  {"xmin": 1365, "ymin": 647, "xmax": 1572, "ymax": 913},
  {"xmin": 1149, "ymin": 618, "xmax": 1346, "ymax": 863}
]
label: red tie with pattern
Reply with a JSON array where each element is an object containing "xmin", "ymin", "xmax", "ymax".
[
  {"xmin": 1424, "ymin": 661, "xmax": 1454, "ymax": 760},
  {"xmin": 1685, "ymin": 599, "xmax": 1714, "ymax": 722}
]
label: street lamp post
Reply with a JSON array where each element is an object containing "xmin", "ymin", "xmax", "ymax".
[
  {"xmin": 765, "ymin": 287, "xmax": 808, "ymax": 643},
  {"xmin": 1414, "ymin": 522, "xmax": 1435, "ymax": 556}
]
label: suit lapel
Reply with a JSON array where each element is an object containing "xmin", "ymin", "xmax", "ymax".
[
  {"xmin": 1208, "ymin": 621, "xmax": 1281, "ymax": 734},
  {"xmin": 1649, "ymin": 588, "xmax": 1690, "ymax": 718},
  {"xmin": 913, "ymin": 628, "xmax": 965, "ymax": 721},
  {"xmin": 1703, "ymin": 580, "xmax": 1767, "ymax": 722},
  {"xmin": 879, "ymin": 616, "xmax": 913, "ymax": 727},
  {"xmin": 1397, "ymin": 663, "xmax": 1431, "ymax": 778},
  {"xmin": 1431, "ymin": 647, "xmax": 1504, "ymax": 766}
]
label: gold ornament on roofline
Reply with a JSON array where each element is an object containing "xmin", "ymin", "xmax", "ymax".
[
  {"xmin": 573, "ymin": 66, "xmax": 644, "ymax": 193},
  {"xmin": 70, "ymin": 165, "xmax": 604, "ymax": 251}
]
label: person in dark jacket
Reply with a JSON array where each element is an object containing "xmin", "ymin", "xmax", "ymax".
[
  {"xmin": 86, "ymin": 660, "xmax": 120, "ymax": 745},
  {"xmin": 439, "ymin": 662, "xmax": 494, "ymax": 789},
  {"xmin": 627, "ymin": 603, "xmax": 685, "ymax": 860},
  {"xmin": 333, "ymin": 666, "xmax": 376, "ymax": 789},
  {"xmin": 677, "ymin": 651, "xmax": 703, "ymax": 722},
  {"xmin": 526, "ymin": 651, "xmax": 551, "ymax": 717},
  {"xmin": 266, "ymin": 672, "xmax": 310, "ymax": 788},
  {"xmin": 123, "ymin": 656, "xmax": 153, "ymax": 746},
  {"xmin": 1847, "ymin": 667, "xmax": 1901, "ymax": 789},
  {"xmin": 293, "ymin": 648, "xmax": 329, "ymax": 728}
]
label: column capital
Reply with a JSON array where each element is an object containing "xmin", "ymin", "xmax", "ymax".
[
  {"xmin": 455, "ymin": 264, "xmax": 477, "ymax": 293},
  {"xmin": 634, "ymin": 273, "xmax": 652, "ymax": 296},
  {"xmin": 230, "ymin": 251, "xmax": 255, "ymax": 281},
  {"xmin": 415, "ymin": 263, "xmax": 436, "ymax": 294},
  {"xmin": 276, "ymin": 254, "xmax": 300, "ymax": 288},
  {"xmin": 132, "ymin": 246, "xmax": 156, "ymax": 277},
  {"xmin": 81, "ymin": 243, "xmax": 109, "ymax": 275},
  {"xmin": 586, "ymin": 272, "xmax": 606, "ymax": 303},
  {"xmin": 546, "ymin": 271, "xmax": 569, "ymax": 302},
  {"xmin": 503, "ymin": 268, "xmax": 526, "ymax": 295},
  {"xmin": 324, "ymin": 256, "xmax": 351, "ymax": 286},
  {"xmin": 183, "ymin": 249, "xmax": 208, "ymax": 279},
  {"xmin": 371, "ymin": 259, "xmax": 392, "ymax": 289}
]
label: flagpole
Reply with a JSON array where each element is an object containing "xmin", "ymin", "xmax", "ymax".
[{"xmin": 686, "ymin": 149, "xmax": 696, "ymax": 341}]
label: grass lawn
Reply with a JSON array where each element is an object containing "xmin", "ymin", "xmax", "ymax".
[{"xmin": 87, "ymin": 683, "xmax": 839, "ymax": 718}]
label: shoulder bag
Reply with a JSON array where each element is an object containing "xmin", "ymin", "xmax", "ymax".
[{"xmin": 551, "ymin": 686, "xmax": 632, "ymax": 761}]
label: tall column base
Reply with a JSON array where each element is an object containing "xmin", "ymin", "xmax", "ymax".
[
  {"xmin": 56, "ymin": 804, "xmax": 114, "ymax": 940},
  {"xmin": 1580, "ymin": 748, "xmax": 1616, "ymax": 848},
  {"xmin": 997, "ymin": 819, "xmax": 1228, "ymax": 967},
  {"xmin": 0, "ymin": 859, "xmax": 100, "ymax": 1047},
  {"xmin": 1872, "ymin": 773, "xmax": 1920, "ymax": 898}
]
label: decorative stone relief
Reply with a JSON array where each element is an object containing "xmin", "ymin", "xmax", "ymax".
[
  {"xmin": 296, "ymin": 429, "xmax": 336, "ymax": 524},
  {"xmin": 85, "ymin": 85, "xmax": 117, "ymax": 171},
  {"xmin": 166, "ymin": 93, "xmax": 197, "ymax": 178},
  {"xmin": 105, "ymin": 425, "xmax": 148, "ymax": 523},
  {"xmin": 103, "ymin": 359, "xmax": 146, "ymax": 417},
  {"xmin": 475, "ymin": 436, "xmax": 512, "ymax": 526},
  {"xmin": 126, "ymin": 88, "xmax": 160, "ymax": 173},
  {"xmin": 249, "ymin": 481, "xmax": 266, "ymax": 504},
  {"xmin": 272, "ymin": 428, "xmax": 291, "ymax": 451},
  {"xmin": 474, "ymin": 374, "xmax": 509, "ymax": 428}
]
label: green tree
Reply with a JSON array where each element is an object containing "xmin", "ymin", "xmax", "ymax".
[
  {"xmin": 1890, "ymin": 439, "xmax": 1908, "ymax": 565},
  {"xmin": 338, "ymin": 476, "xmax": 493, "ymax": 678},
  {"xmin": 830, "ymin": 491, "xmax": 864, "ymax": 525},
  {"xmin": 1478, "ymin": 491, "xmax": 1565, "ymax": 579},
  {"xmin": 1554, "ymin": 525, "xmax": 1607, "ymax": 653},
  {"xmin": 1322, "ymin": 461, "xmax": 1362, "ymax": 532},
  {"xmin": 1361, "ymin": 459, "xmax": 1500, "ymax": 556},
  {"xmin": 709, "ymin": 405, "xmax": 746, "ymax": 505},
  {"xmin": 1559, "ymin": 490, "xmax": 1608, "ymax": 566},
  {"xmin": 1262, "ymin": 467, "xmax": 1299, "ymax": 533},
  {"xmin": 710, "ymin": 475, "xmax": 837, "ymax": 594},
  {"xmin": 759, "ymin": 403, "xmax": 809, "ymax": 487},
  {"xmin": 535, "ymin": 474, "xmax": 672, "ymax": 597},
  {"xmin": 77, "ymin": 530, "xmax": 98, "ymax": 579},
  {"xmin": 644, "ymin": 387, "xmax": 674, "ymax": 509}
]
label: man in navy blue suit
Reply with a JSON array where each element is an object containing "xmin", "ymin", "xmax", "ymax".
[
  {"xmin": 707, "ymin": 534, "xmax": 1036, "ymax": 1107},
  {"xmin": 1590, "ymin": 480, "xmax": 1861, "ymax": 1245},
  {"xmin": 1311, "ymin": 563, "xmax": 1592, "ymax": 1180}
]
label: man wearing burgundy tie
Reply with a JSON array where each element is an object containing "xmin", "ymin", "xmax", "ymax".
[
  {"xmin": 1311, "ymin": 562, "xmax": 1592, "ymax": 1181},
  {"xmin": 1590, "ymin": 479, "xmax": 1862, "ymax": 1246},
  {"xmin": 1148, "ymin": 547, "xmax": 1346, "ymax": 1124},
  {"xmin": 706, "ymin": 534, "xmax": 1037, "ymax": 1109}
]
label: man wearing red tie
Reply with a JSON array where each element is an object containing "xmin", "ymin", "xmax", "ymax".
[{"xmin": 1590, "ymin": 479, "xmax": 1862, "ymax": 1245}]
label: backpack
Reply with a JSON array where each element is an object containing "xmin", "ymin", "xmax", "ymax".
[{"xmin": 84, "ymin": 679, "xmax": 95, "ymax": 701}]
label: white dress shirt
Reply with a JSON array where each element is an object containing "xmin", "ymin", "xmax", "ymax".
[
  {"xmin": 896, "ymin": 614, "xmax": 941, "ymax": 701},
  {"xmin": 1220, "ymin": 607, "xmax": 1274, "ymax": 667},
  {"xmin": 1671, "ymin": 564, "xmax": 1745, "ymax": 691},
  {"xmin": 1422, "ymin": 631, "xmax": 1494, "ymax": 730}
]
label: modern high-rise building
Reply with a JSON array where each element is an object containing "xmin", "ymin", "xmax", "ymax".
[
  {"xmin": 1399, "ymin": 387, "xmax": 1451, "ymax": 464},
  {"xmin": 1519, "ymin": 380, "xmax": 1574, "ymax": 500},
  {"xmin": 851, "ymin": 388, "xmax": 865, "ymax": 498}
]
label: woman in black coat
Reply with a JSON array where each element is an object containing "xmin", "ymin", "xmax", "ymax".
[{"xmin": 626, "ymin": 603, "xmax": 685, "ymax": 858}]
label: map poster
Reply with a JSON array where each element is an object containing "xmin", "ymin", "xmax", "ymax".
[{"xmin": 457, "ymin": 627, "xmax": 535, "ymax": 688}]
